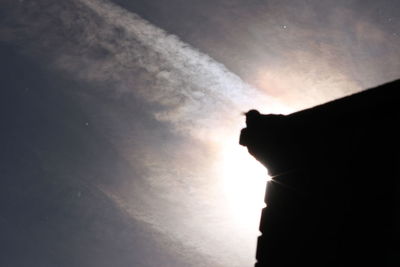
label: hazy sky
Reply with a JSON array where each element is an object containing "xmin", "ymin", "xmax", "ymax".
[{"xmin": 1, "ymin": 0, "xmax": 399, "ymax": 266}]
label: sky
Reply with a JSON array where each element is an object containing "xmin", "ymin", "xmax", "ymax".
[{"xmin": 0, "ymin": 0, "xmax": 399, "ymax": 266}]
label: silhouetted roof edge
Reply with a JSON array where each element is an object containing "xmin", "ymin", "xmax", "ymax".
[{"xmin": 287, "ymin": 79, "xmax": 399, "ymax": 123}]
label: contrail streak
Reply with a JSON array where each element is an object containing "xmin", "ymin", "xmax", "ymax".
[
  {"xmin": 71, "ymin": 0, "xmax": 287, "ymax": 136},
  {"xmin": 2, "ymin": 0, "xmax": 288, "ymax": 136},
  {"xmin": 1, "ymin": 1, "xmax": 287, "ymax": 265}
]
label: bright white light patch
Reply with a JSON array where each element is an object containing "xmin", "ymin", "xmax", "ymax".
[{"xmin": 220, "ymin": 137, "xmax": 270, "ymax": 231}]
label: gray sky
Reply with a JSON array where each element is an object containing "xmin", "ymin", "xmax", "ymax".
[{"xmin": 1, "ymin": 0, "xmax": 399, "ymax": 266}]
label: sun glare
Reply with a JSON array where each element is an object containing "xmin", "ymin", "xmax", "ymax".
[{"xmin": 219, "ymin": 138, "xmax": 270, "ymax": 230}]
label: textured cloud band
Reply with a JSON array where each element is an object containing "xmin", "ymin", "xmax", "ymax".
[{"xmin": 1, "ymin": 0, "xmax": 285, "ymax": 139}]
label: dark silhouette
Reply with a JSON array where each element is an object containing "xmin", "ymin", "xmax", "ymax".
[{"xmin": 240, "ymin": 80, "xmax": 400, "ymax": 267}]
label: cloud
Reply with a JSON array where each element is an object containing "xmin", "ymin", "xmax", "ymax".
[
  {"xmin": 1, "ymin": 1, "xmax": 285, "ymax": 265},
  {"xmin": 1, "ymin": 0, "xmax": 286, "ymax": 139},
  {"xmin": 145, "ymin": 0, "xmax": 399, "ymax": 109},
  {"xmin": 6, "ymin": 1, "xmax": 397, "ymax": 265}
]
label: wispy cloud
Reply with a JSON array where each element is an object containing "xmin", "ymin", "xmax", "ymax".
[
  {"xmin": 1, "ymin": 0, "xmax": 286, "ymax": 139},
  {"xmin": 1, "ymin": 0, "xmax": 287, "ymax": 265}
]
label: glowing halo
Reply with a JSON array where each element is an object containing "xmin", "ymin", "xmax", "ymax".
[{"xmin": 218, "ymin": 136, "xmax": 270, "ymax": 231}]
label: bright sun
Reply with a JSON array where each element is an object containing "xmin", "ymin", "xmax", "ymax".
[{"xmin": 219, "ymin": 137, "xmax": 270, "ymax": 230}]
